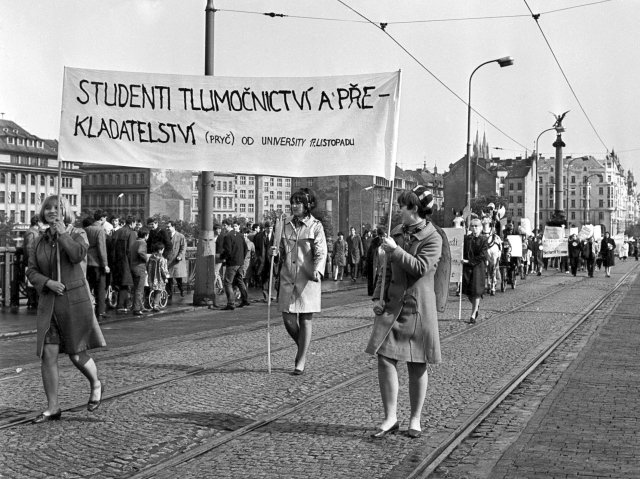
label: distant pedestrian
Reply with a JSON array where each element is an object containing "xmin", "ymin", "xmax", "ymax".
[
  {"xmin": 568, "ymin": 234, "xmax": 581, "ymax": 276},
  {"xmin": 332, "ymin": 232, "xmax": 347, "ymax": 281},
  {"xmin": 147, "ymin": 242, "xmax": 169, "ymax": 311},
  {"xmin": 220, "ymin": 219, "xmax": 249, "ymax": 310},
  {"xmin": 27, "ymin": 196, "xmax": 106, "ymax": 424},
  {"xmin": 366, "ymin": 186, "xmax": 442, "ymax": 439},
  {"xmin": 130, "ymin": 228, "xmax": 149, "ymax": 315},
  {"xmin": 84, "ymin": 210, "xmax": 110, "ymax": 318},
  {"xmin": 582, "ymin": 236, "xmax": 597, "ymax": 277},
  {"xmin": 347, "ymin": 227, "xmax": 364, "ymax": 281},
  {"xmin": 601, "ymin": 232, "xmax": 616, "ymax": 277},
  {"xmin": 253, "ymin": 221, "xmax": 276, "ymax": 301},
  {"xmin": 111, "ymin": 216, "xmax": 137, "ymax": 313},
  {"xmin": 274, "ymin": 188, "xmax": 327, "ymax": 375},
  {"xmin": 166, "ymin": 221, "xmax": 187, "ymax": 300},
  {"xmin": 462, "ymin": 218, "xmax": 488, "ymax": 323},
  {"xmin": 242, "ymin": 227, "xmax": 256, "ymax": 289},
  {"xmin": 23, "ymin": 215, "xmax": 45, "ymax": 310},
  {"xmin": 619, "ymin": 241, "xmax": 629, "ymax": 261}
]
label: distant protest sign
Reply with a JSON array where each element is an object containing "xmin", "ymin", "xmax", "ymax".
[
  {"xmin": 507, "ymin": 235, "xmax": 523, "ymax": 257},
  {"xmin": 543, "ymin": 226, "xmax": 567, "ymax": 258},
  {"xmin": 443, "ymin": 228, "xmax": 464, "ymax": 281},
  {"xmin": 59, "ymin": 67, "xmax": 401, "ymax": 178},
  {"xmin": 578, "ymin": 224, "xmax": 594, "ymax": 241}
]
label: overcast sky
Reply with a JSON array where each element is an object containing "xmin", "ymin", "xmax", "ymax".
[{"xmin": 2, "ymin": 0, "xmax": 638, "ymax": 179}]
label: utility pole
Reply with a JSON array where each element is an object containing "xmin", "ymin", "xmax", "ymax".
[{"xmin": 193, "ymin": 0, "xmax": 217, "ymax": 306}]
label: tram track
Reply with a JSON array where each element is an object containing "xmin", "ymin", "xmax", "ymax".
[
  {"xmin": 118, "ymin": 270, "xmax": 635, "ymax": 479},
  {"xmin": 1, "ymin": 266, "xmax": 635, "ymax": 479}
]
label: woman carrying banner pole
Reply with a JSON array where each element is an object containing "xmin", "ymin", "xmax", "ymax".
[
  {"xmin": 272, "ymin": 188, "xmax": 327, "ymax": 376},
  {"xmin": 366, "ymin": 185, "xmax": 444, "ymax": 439}
]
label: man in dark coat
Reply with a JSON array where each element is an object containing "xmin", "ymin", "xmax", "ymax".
[
  {"xmin": 84, "ymin": 210, "xmax": 110, "ymax": 318},
  {"xmin": 146, "ymin": 217, "xmax": 172, "ymax": 258},
  {"xmin": 253, "ymin": 221, "xmax": 276, "ymax": 301},
  {"xmin": 347, "ymin": 226, "xmax": 364, "ymax": 281},
  {"xmin": 112, "ymin": 216, "xmax": 138, "ymax": 312},
  {"xmin": 568, "ymin": 234, "xmax": 582, "ymax": 276},
  {"xmin": 220, "ymin": 219, "xmax": 249, "ymax": 310}
]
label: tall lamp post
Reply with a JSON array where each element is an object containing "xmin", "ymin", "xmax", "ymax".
[
  {"xmin": 465, "ymin": 56, "xmax": 514, "ymax": 216},
  {"xmin": 534, "ymin": 127, "xmax": 555, "ymax": 233},
  {"xmin": 360, "ymin": 185, "xmax": 374, "ymax": 234},
  {"xmin": 116, "ymin": 192, "xmax": 124, "ymax": 218}
]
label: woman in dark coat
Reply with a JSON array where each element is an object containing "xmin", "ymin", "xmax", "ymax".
[
  {"xmin": 600, "ymin": 231, "xmax": 616, "ymax": 277},
  {"xmin": 366, "ymin": 186, "xmax": 442, "ymax": 439},
  {"xmin": 462, "ymin": 217, "xmax": 488, "ymax": 323},
  {"xmin": 27, "ymin": 196, "xmax": 106, "ymax": 423}
]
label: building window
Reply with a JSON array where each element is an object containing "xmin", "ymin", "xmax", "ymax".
[
  {"xmin": 10, "ymin": 173, "xmax": 16, "ymax": 184},
  {"xmin": 509, "ymin": 196, "xmax": 513, "ymax": 203},
  {"xmin": 277, "ymin": 178, "xmax": 282, "ymax": 187},
  {"xmin": 599, "ymin": 212, "xmax": 604, "ymax": 221},
  {"xmin": 517, "ymin": 182, "xmax": 522, "ymax": 190},
  {"xmin": 570, "ymin": 212, "xmax": 576, "ymax": 220},
  {"xmin": 571, "ymin": 199, "xmax": 575, "ymax": 207},
  {"xmin": 62, "ymin": 177, "xmax": 73, "ymax": 188},
  {"xmin": 30, "ymin": 193, "xmax": 35, "ymax": 203},
  {"xmin": 240, "ymin": 204, "xmax": 246, "ymax": 213},
  {"xmin": 517, "ymin": 196, "xmax": 522, "ymax": 203},
  {"xmin": 239, "ymin": 176, "xmax": 246, "ymax": 185},
  {"xmin": 270, "ymin": 178, "xmax": 274, "ymax": 186},
  {"xmin": 239, "ymin": 190, "xmax": 246, "ymax": 199},
  {"xmin": 517, "ymin": 208, "xmax": 523, "ymax": 216},
  {"xmin": 0, "ymin": 173, "xmax": 4, "ymax": 183},
  {"xmin": 599, "ymin": 199, "xmax": 604, "ymax": 207},
  {"xmin": 20, "ymin": 211, "xmax": 26, "ymax": 223},
  {"xmin": 50, "ymin": 176, "xmax": 55, "ymax": 187},
  {"xmin": 285, "ymin": 178, "xmax": 291, "ymax": 188},
  {"xmin": 285, "ymin": 204, "xmax": 291, "ymax": 213},
  {"xmin": 270, "ymin": 191, "xmax": 274, "ymax": 199},
  {"xmin": 248, "ymin": 190, "xmax": 254, "ymax": 199},
  {"xmin": 248, "ymin": 204, "xmax": 254, "ymax": 213},
  {"xmin": 30, "ymin": 174, "xmax": 36, "ymax": 185},
  {"xmin": 509, "ymin": 183, "xmax": 514, "ymax": 191},
  {"xmin": 248, "ymin": 176, "xmax": 254, "ymax": 185},
  {"xmin": 277, "ymin": 191, "xmax": 282, "ymax": 200},
  {"xmin": 307, "ymin": 178, "xmax": 314, "ymax": 187},
  {"xmin": 0, "ymin": 192, "xmax": 4, "ymax": 202},
  {"xmin": 10, "ymin": 192, "xmax": 16, "ymax": 203}
]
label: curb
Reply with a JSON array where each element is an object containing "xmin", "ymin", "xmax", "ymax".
[{"xmin": 0, "ymin": 284, "xmax": 365, "ymax": 339}]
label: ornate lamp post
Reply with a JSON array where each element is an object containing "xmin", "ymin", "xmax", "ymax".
[
  {"xmin": 534, "ymin": 127, "xmax": 556, "ymax": 233},
  {"xmin": 465, "ymin": 56, "xmax": 514, "ymax": 217}
]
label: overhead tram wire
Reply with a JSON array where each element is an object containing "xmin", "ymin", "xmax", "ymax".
[
  {"xmin": 334, "ymin": 0, "xmax": 528, "ymax": 151},
  {"xmin": 216, "ymin": 0, "xmax": 615, "ymax": 25},
  {"xmin": 523, "ymin": 0, "xmax": 610, "ymax": 154}
]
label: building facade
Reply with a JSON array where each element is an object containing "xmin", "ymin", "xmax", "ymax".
[{"xmin": 0, "ymin": 119, "xmax": 82, "ymax": 224}]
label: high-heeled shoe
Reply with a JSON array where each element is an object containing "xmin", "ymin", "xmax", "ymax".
[
  {"xmin": 87, "ymin": 382, "xmax": 104, "ymax": 412},
  {"xmin": 32, "ymin": 410, "xmax": 62, "ymax": 424},
  {"xmin": 370, "ymin": 421, "xmax": 399, "ymax": 438},
  {"xmin": 407, "ymin": 428, "xmax": 422, "ymax": 439}
]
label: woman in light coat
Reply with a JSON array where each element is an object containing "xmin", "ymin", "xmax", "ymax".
[
  {"xmin": 166, "ymin": 221, "xmax": 187, "ymax": 298},
  {"xmin": 275, "ymin": 188, "xmax": 327, "ymax": 375},
  {"xmin": 27, "ymin": 196, "xmax": 106, "ymax": 423},
  {"xmin": 366, "ymin": 186, "xmax": 442, "ymax": 439}
]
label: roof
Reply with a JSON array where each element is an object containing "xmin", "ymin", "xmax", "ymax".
[{"xmin": 0, "ymin": 119, "xmax": 58, "ymax": 156}]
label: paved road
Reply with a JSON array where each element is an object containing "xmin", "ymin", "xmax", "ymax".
[{"xmin": 0, "ymin": 262, "xmax": 637, "ymax": 478}]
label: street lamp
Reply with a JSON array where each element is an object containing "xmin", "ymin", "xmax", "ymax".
[
  {"xmin": 534, "ymin": 127, "xmax": 556, "ymax": 233},
  {"xmin": 360, "ymin": 185, "xmax": 374, "ymax": 234},
  {"xmin": 465, "ymin": 56, "xmax": 514, "ymax": 217},
  {"xmin": 116, "ymin": 192, "xmax": 124, "ymax": 217}
]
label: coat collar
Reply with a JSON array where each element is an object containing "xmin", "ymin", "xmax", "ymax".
[
  {"xmin": 391, "ymin": 220, "xmax": 432, "ymax": 241},
  {"xmin": 285, "ymin": 214, "xmax": 316, "ymax": 228}
]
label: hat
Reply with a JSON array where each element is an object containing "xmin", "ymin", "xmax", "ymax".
[
  {"xmin": 487, "ymin": 202, "xmax": 495, "ymax": 210},
  {"xmin": 411, "ymin": 185, "xmax": 434, "ymax": 210}
]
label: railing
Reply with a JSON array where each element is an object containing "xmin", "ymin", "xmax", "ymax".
[
  {"xmin": 0, "ymin": 246, "xmax": 200, "ymax": 308},
  {"xmin": 0, "ymin": 247, "xmax": 24, "ymax": 308}
]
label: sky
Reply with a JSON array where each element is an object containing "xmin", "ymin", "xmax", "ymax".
[{"xmin": 2, "ymin": 0, "xmax": 639, "ymax": 179}]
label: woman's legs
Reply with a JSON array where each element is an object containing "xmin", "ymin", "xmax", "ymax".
[
  {"xmin": 41, "ymin": 344, "xmax": 60, "ymax": 413},
  {"xmin": 69, "ymin": 350, "xmax": 101, "ymax": 401},
  {"xmin": 295, "ymin": 315, "xmax": 313, "ymax": 371},
  {"xmin": 470, "ymin": 296, "xmax": 481, "ymax": 318},
  {"xmin": 282, "ymin": 313, "xmax": 313, "ymax": 371},
  {"xmin": 407, "ymin": 362, "xmax": 429, "ymax": 431},
  {"xmin": 377, "ymin": 355, "xmax": 399, "ymax": 430}
]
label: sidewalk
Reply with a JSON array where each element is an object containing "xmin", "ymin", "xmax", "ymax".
[
  {"xmin": 0, "ymin": 277, "xmax": 366, "ymax": 338},
  {"xmin": 491, "ymin": 270, "xmax": 640, "ymax": 478}
]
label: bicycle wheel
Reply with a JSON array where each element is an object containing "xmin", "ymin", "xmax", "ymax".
[
  {"xmin": 107, "ymin": 286, "xmax": 118, "ymax": 309},
  {"xmin": 159, "ymin": 290, "xmax": 169, "ymax": 308}
]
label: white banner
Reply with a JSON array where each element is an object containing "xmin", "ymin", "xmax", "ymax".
[
  {"xmin": 507, "ymin": 235, "xmax": 523, "ymax": 257},
  {"xmin": 442, "ymin": 228, "xmax": 465, "ymax": 282},
  {"xmin": 59, "ymin": 67, "xmax": 401, "ymax": 178}
]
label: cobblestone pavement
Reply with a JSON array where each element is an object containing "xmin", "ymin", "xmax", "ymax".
[{"xmin": 0, "ymin": 263, "xmax": 637, "ymax": 478}]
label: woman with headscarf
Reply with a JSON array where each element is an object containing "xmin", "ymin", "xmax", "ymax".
[
  {"xmin": 366, "ymin": 186, "xmax": 442, "ymax": 439},
  {"xmin": 27, "ymin": 196, "xmax": 106, "ymax": 423}
]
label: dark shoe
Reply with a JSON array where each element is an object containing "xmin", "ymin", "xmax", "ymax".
[
  {"xmin": 221, "ymin": 304, "xmax": 235, "ymax": 311},
  {"xmin": 152, "ymin": 307, "xmax": 161, "ymax": 312},
  {"xmin": 469, "ymin": 311, "xmax": 477, "ymax": 324},
  {"xmin": 132, "ymin": 311, "xmax": 143, "ymax": 316},
  {"xmin": 537, "ymin": 272, "xmax": 541, "ymax": 276},
  {"xmin": 87, "ymin": 382, "xmax": 104, "ymax": 412},
  {"xmin": 407, "ymin": 428, "xmax": 422, "ymax": 439},
  {"xmin": 32, "ymin": 410, "xmax": 62, "ymax": 424},
  {"xmin": 238, "ymin": 301, "xmax": 251, "ymax": 308},
  {"xmin": 116, "ymin": 308, "xmax": 129, "ymax": 314},
  {"xmin": 371, "ymin": 422, "xmax": 399, "ymax": 438},
  {"xmin": 291, "ymin": 368, "xmax": 304, "ymax": 376},
  {"xmin": 98, "ymin": 313, "xmax": 110, "ymax": 319}
]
